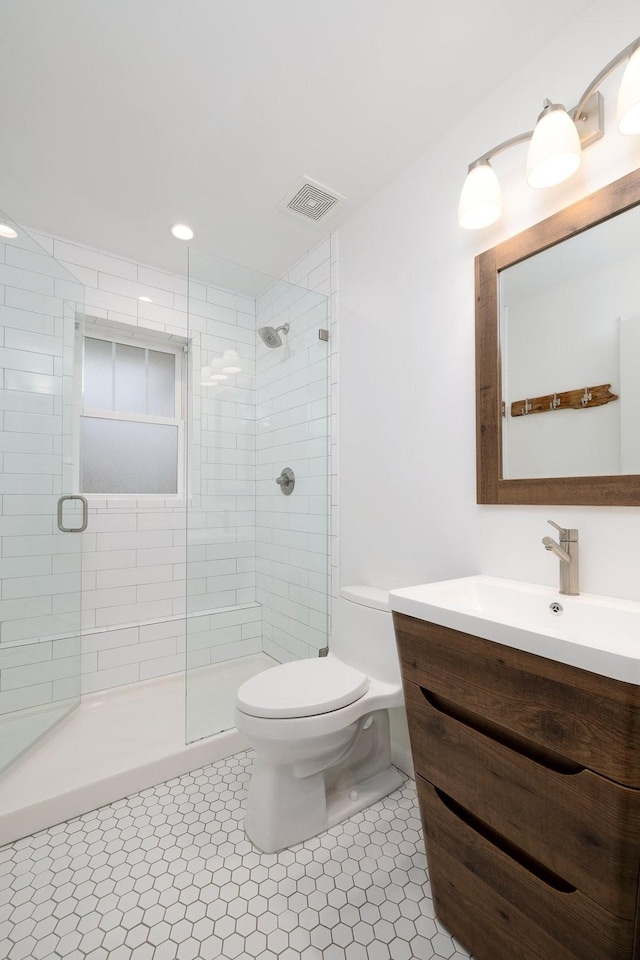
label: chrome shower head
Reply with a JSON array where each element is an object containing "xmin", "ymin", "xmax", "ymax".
[{"xmin": 258, "ymin": 323, "xmax": 289, "ymax": 348}]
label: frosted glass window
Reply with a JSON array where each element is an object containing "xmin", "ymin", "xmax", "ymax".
[
  {"xmin": 148, "ymin": 350, "xmax": 175, "ymax": 417},
  {"xmin": 82, "ymin": 418, "xmax": 178, "ymax": 494},
  {"xmin": 114, "ymin": 342, "xmax": 146, "ymax": 414},
  {"xmin": 83, "ymin": 337, "xmax": 113, "ymax": 410},
  {"xmin": 81, "ymin": 331, "xmax": 183, "ymax": 496},
  {"xmin": 84, "ymin": 337, "xmax": 177, "ymax": 417}
]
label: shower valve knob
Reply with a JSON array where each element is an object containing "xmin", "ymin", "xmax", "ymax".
[{"xmin": 275, "ymin": 467, "xmax": 295, "ymax": 495}]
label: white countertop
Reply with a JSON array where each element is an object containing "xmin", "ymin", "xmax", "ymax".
[{"xmin": 390, "ymin": 575, "xmax": 640, "ymax": 685}]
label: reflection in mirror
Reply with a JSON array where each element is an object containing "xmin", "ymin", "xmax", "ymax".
[{"xmin": 500, "ymin": 204, "xmax": 640, "ymax": 479}]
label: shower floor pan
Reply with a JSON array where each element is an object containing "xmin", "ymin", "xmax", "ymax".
[{"xmin": 0, "ymin": 653, "xmax": 275, "ymax": 847}]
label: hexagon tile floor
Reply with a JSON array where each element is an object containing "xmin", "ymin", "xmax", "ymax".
[{"xmin": 0, "ymin": 751, "xmax": 472, "ymax": 960}]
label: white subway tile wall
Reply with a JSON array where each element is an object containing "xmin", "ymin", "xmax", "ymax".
[
  {"xmin": 185, "ymin": 263, "xmax": 258, "ymax": 680},
  {"xmin": 33, "ymin": 230, "xmax": 265, "ymax": 694},
  {"xmin": 0, "ymin": 229, "xmax": 337, "ymax": 698},
  {"xmin": 255, "ymin": 238, "xmax": 335, "ymax": 663}
]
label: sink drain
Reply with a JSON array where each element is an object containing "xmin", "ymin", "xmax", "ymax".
[{"xmin": 549, "ymin": 601, "xmax": 563, "ymax": 615}]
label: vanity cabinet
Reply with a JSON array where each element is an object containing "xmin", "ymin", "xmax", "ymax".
[{"xmin": 393, "ymin": 611, "xmax": 640, "ymax": 960}]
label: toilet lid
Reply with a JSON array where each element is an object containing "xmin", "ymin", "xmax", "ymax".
[{"xmin": 236, "ymin": 659, "xmax": 370, "ymax": 719}]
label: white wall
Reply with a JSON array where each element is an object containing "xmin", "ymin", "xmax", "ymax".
[{"xmin": 338, "ymin": 0, "xmax": 640, "ymax": 605}]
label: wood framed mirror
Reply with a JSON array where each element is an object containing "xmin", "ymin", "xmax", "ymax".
[{"xmin": 476, "ymin": 166, "xmax": 640, "ymax": 505}]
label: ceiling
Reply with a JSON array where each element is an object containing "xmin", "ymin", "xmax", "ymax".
[{"xmin": 0, "ymin": 0, "xmax": 593, "ymax": 279}]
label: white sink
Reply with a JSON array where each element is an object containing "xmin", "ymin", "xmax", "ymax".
[{"xmin": 389, "ymin": 575, "xmax": 640, "ymax": 685}]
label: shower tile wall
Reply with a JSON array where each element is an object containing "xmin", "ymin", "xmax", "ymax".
[
  {"xmin": 0, "ymin": 237, "xmax": 83, "ymax": 718},
  {"xmin": 28, "ymin": 232, "xmax": 261, "ymax": 694},
  {"xmin": 2, "ymin": 229, "xmax": 337, "ymax": 698},
  {"xmin": 185, "ymin": 279, "xmax": 260, "ymax": 672},
  {"xmin": 255, "ymin": 237, "xmax": 337, "ymax": 663}
]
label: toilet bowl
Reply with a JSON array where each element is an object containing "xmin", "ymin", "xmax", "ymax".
[{"xmin": 235, "ymin": 585, "xmax": 405, "ymax": 853}]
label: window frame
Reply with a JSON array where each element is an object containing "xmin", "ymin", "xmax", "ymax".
[{"xmin": 79, "ymin": 326, "xmax": 186, "ymax": 500}]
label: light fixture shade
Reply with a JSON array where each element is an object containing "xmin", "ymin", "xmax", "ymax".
[
  {"xmin": 526, "ymin": 104, "xmax": 581, "ymax": 189},
  {"xmin": 617, "ymin": 47, "xmax": 640, "ymax": 135},
  {"xmin": 458, "ymin": 161, "xmax": 502, "ymax": 230}
]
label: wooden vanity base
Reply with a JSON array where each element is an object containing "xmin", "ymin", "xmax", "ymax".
[
  {"xmin": 419, "ymin": 778, "xmax": 636, "ymax": 960},
  {"xmin": 394, "ymin": 612, "xmax": 640, "ymax": 960}
]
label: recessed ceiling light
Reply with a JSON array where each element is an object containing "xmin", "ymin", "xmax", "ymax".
[
  {"xmin": 0, "ymin": 224, "xmax": 18, "ymax": 239},
  {"xmin": 170, "ymin": 223, "xmax": 194, "ymax": 241},
  {"xmin": 138, "ymin": 295, "xmax": 153, "ymax": 303},
  {"xmin": 210, "ymin": 373, "xmax": 228, "ymax": 381},
  {"xmin": 223, "ymin": 365, "xmax": 242, "ymax": 374}
]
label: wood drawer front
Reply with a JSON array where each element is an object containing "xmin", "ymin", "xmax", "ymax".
[
  {"xmin": 416, "ymin": 776, "xmax": 636, "ymax": 960},
  {"xmin": 405, "ymin": 681, "xmax": 640, "ymax": 918},
  {"xmin": 394, "ymin": 612, "xmax": 640, "ymax": 787}
]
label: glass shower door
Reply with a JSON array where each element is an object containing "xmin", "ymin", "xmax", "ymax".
[
  {"xmin": 0, "ymin": 213, "xmax": 84, "ymax": 772},
  {"xmin": 185, "ymin": 249, "xmax": 330, "ymax": 742}
]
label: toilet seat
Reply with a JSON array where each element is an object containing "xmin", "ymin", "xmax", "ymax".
[{"xmin": 236, "ymin": 658, "xmax": 370, "ymax": 720}]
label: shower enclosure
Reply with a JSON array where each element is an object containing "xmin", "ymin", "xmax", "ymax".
[
  {"xmin": 0, "ymin": 215, "xmax": 330, "ymax": 819},
  {"xmin": 185, "ymin": 250, "xmax": 330, "ymax": 742},
  {"xmin": 0, "ymin": 214, "xmax": 85, "ymax": 773}
]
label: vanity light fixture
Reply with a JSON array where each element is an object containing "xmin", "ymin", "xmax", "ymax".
[
  {"xmin": 459, "ymin": 36, "xmax": 640, "ymax": 228},
  {"xmin": 458, "ymin": 160, "xmax": 502, "ymax": 229},
  {"xmin": 526, "ymin": 101, "xmax": 582, "ymax": 188},
  {"xmin": 0, "ymin": 223, "xmax": 18, "ymax": 239},
  {"xmin": 617, "ymin": 46, "xmax": 640, "ymax": 134},
  {"xmin": 170, "ymin": 223, "xmax": 194, "ymax": 240}
]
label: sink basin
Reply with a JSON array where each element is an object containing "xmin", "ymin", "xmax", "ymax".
[{"xmin": 389, "ymin": 575, "xmax": 640, "ymax": 684}]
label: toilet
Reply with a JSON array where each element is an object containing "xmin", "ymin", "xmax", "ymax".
[{"xmin": 235, "ymin": 585, "xmax": 405, "ymax": 853}]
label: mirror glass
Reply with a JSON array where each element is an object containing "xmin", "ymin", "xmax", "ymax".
[{"xmin": 500, "ymin": 203, "xmax": 640, "ymax": 479}]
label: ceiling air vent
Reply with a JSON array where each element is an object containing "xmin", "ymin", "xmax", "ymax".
[{"xmin": 279, "ymin": 177, "xmax": 347, "ymax": 223}]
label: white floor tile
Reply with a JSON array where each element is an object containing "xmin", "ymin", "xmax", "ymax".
[{"xmin": 0, "ymin": 752, "xmax": 471, "ymax": 959}]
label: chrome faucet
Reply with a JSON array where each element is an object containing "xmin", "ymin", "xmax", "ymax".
[{"xmin": 542, "ymin": 520, "xmax": 579, "ymax": 596}]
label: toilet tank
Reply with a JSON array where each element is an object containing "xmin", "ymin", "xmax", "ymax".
[{"xmin": 329, "ymin": 585, "xmax": 401, "ymax": 685}]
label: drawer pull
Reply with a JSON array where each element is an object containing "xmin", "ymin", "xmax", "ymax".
[
  {"xmin": 421, "ymin": 688, "xmax": 584, "ymax": 776},
  {"xmin": 433, "ymin": 788, "xmax": 576, "ymax": 894}
]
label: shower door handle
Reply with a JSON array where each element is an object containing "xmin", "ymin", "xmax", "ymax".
[{"xmin": 57, "ymin": 495, "xmax": 89, "ymax": 533}]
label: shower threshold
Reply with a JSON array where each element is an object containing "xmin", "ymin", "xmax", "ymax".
[{"xmin": 0, "ymin": 652, "xmax": 275, "ymax": 848}]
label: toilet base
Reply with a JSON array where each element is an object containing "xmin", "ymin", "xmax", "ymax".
[
  {"xmin": 245, "ymin": 761, "xmax": 404, "ymax": 853},
  {"xmin": 243, "ymin": 709, "xmax": 405, "ymax": 853},
  {"xmin": 326, "ymin": 764, "xmax": 404, "ymax": 830}
]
